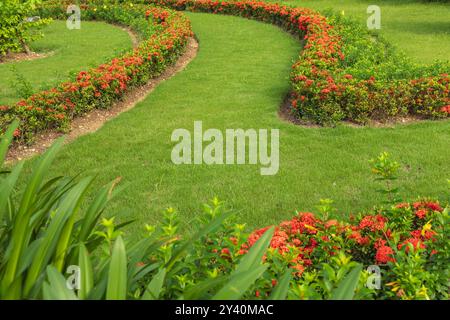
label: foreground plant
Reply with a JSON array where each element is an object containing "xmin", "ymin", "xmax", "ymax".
[
  {"xmin": 1, "ymin": 121, "xmax": 447, "ymax": 299},
  {"xmin": 0, "ymin": 121, "xmax": 125, "ymax": 299},
  {"xmin": 0, "ymin": 122, "xmax": 365, "ymax": 300}
]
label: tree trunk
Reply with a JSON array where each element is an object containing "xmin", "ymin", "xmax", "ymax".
[{"xmin": 19, "ymin": 38, "xmax": 31, "ymax": 55}]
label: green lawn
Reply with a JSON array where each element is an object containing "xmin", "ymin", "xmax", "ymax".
[
  {"xmin": 18, "ymin": 12, "xmax": 450, "ymax": 239},
  {"xmin": 268, "ymin": 0, "xmax": 450, "ymax": 64},
  {"xmin": 0, "ymin": 20, "xmax": 133, "ymax": 105}
]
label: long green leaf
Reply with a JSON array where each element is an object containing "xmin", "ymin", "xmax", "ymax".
[
  {"xmin": 212, "ymin": 265, "xmax": 267, "ymax": 300},
  {"xmin": 234, "ymin": 227, "xmax": 274, "ymax": 275},
  {"xmin": 53, "ymin": 177, "xmax": 94, "ymax": 271},
  {"xmin": 23, "ymin": 176, "xmax": 92, "ymax": 296},
  {"xmin": 331, "ymin": 264, "xmax": 363, "ymax": 300},
  {"xmin": 42, "ymin": 266, "xmax": 78, "ymax": 300},
  {"xmin": 269, "ymin": 269, "xmax": 292, "ymax": 300},
  {"xmin": 182, "ymin": 276, "xmax": 228, "ymax": 300},
  {"xmin": 106, "ymin": 236, "xmax": 127, "ymax": 300},
  {"xmin": 0, "ymin": 161, "xmax": 23, "ymax": 223},
  {"xmin": 79, "ymin": 178, "xmax": 122, "ymax": 242},
  {"xmin": 142, "ymin": 268, "xmax": 166, "ymax": 300},
  {"xmin": 78, "ymin": 243, "xmax": 94, "ymax": 299},
  {"xmin": 0, "ymin": 120, "xmax": 18, "ymax": 165},
  {"xmin": 1, "ymin": 137, "xmax": 64, "ymax": 298}
]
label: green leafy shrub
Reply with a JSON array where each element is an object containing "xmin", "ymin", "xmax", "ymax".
[
  {"xmin": 0, "ymin": 0, "xmax": 51, "ymax": 57},
  {"xmin": 10, "ymin": 65, "xmax": 34, "ymax": 100}
]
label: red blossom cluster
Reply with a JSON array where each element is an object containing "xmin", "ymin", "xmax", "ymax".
[
  {"xmin": 239, "ymin": 200, "xmax": 444, "ymax": 273},
  {"xmin": 146, "ymin": 7, "xmax": 170, "ymax": 23}
]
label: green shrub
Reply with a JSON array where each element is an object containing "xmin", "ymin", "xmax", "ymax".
[{"xmin": 0, "ymin": 0, "xmax": 51, "ymax": 57}]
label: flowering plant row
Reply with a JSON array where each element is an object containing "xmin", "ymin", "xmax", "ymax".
[
  {"xmin": 146, "ymin": 0, "xmax": 449, "ymax": 124},
  {"xmin": 108, "ymin": 195, "xmax": 448, "ymax": 300},
  {"xmin": 0, "ymin": 3, "xmax": 192, "ymax": 142},
  {"xmin": 236, "ymin": 199, "xmax": 449, "ymax": 299}
]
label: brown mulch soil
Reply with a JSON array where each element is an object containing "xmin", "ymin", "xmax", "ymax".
[{"xmin": 0, "ymin": 51, "xmax": 55, "ymax": 64}]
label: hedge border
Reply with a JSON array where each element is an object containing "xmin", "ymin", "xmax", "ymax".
[
  {"xmin": 147, "ymin": 0, "xmax": 450, "ymax": 125},
  {"xmin": 0, "ymin": 4, "xmax": 193, "ymax": 142},
  {"xmin": 1, "ymin": 1, "xmax": 449, "ymax": 143}
]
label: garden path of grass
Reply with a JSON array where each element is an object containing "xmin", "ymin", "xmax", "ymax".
[{"xmin": 22, "ymin": 13, "xmax": 450, "ymax": 238}]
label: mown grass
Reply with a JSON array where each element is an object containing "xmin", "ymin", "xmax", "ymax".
[
  {"xmin": 0, "ymin": 20, "xmax": 133, "ymax": 105},
  {"xmin": 18, "ymin": 13, "xmax": 450, "ymax": 238},
  {"xmin": 269, "ymin": 0, "xmax": 450, "ymax": 64}
]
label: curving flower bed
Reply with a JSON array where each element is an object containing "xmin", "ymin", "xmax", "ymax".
[
  {"xmin": 1, "ymin": 0, "xmax": 449, "ymax": 142},
  {"xmin": 0, "ymin": 4, "xmax": 192, "ymax": 142},
  {"xmin": 147, "ymin": 0, "xmax": 450, "ymax": 125}
]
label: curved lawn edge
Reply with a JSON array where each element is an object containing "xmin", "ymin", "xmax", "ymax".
[
  {"xmin": 0, "ymin": 4, "xmax": 193, "ymax": 143},
  {"xmin": 149, "ymin": 0, "xmax": 450, "ymax": 124},
  {"xmin": 2, "ymin": 1, "xmax": 448, "ymax": 144},
  {"xmin": 6, "ymin": 37, "xmax": 198, "ymax": 162}
]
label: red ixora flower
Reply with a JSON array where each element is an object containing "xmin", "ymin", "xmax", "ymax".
[
  {"xmin": 415, "ymin": 209, "xmax": 427, "ymax": 219},
  {"xmin": 395, "ymin": 202, "xmax": 410, "ymax": 209},
  {"xmin": 440, "ymin": 105, "xmax": 450, "ymax": 114},
  {"xmin": 359, "ymin": 214, "xmax": 386, "ymax": 232},
  {"xmin": 398, "ymin": 238, "xmax": 426, "ymax": 253},
  {"xmin": 375, "ymin": 245, "xmax": 395, "ymax": 264},
  {"xmin": 413, "ymin": 201, "xmax": 443, "ymax": 213}
]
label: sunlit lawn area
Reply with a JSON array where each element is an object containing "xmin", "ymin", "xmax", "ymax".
[{"xmin": 15, "ymin": 12, "xmax": 449, "ymax": 238}]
